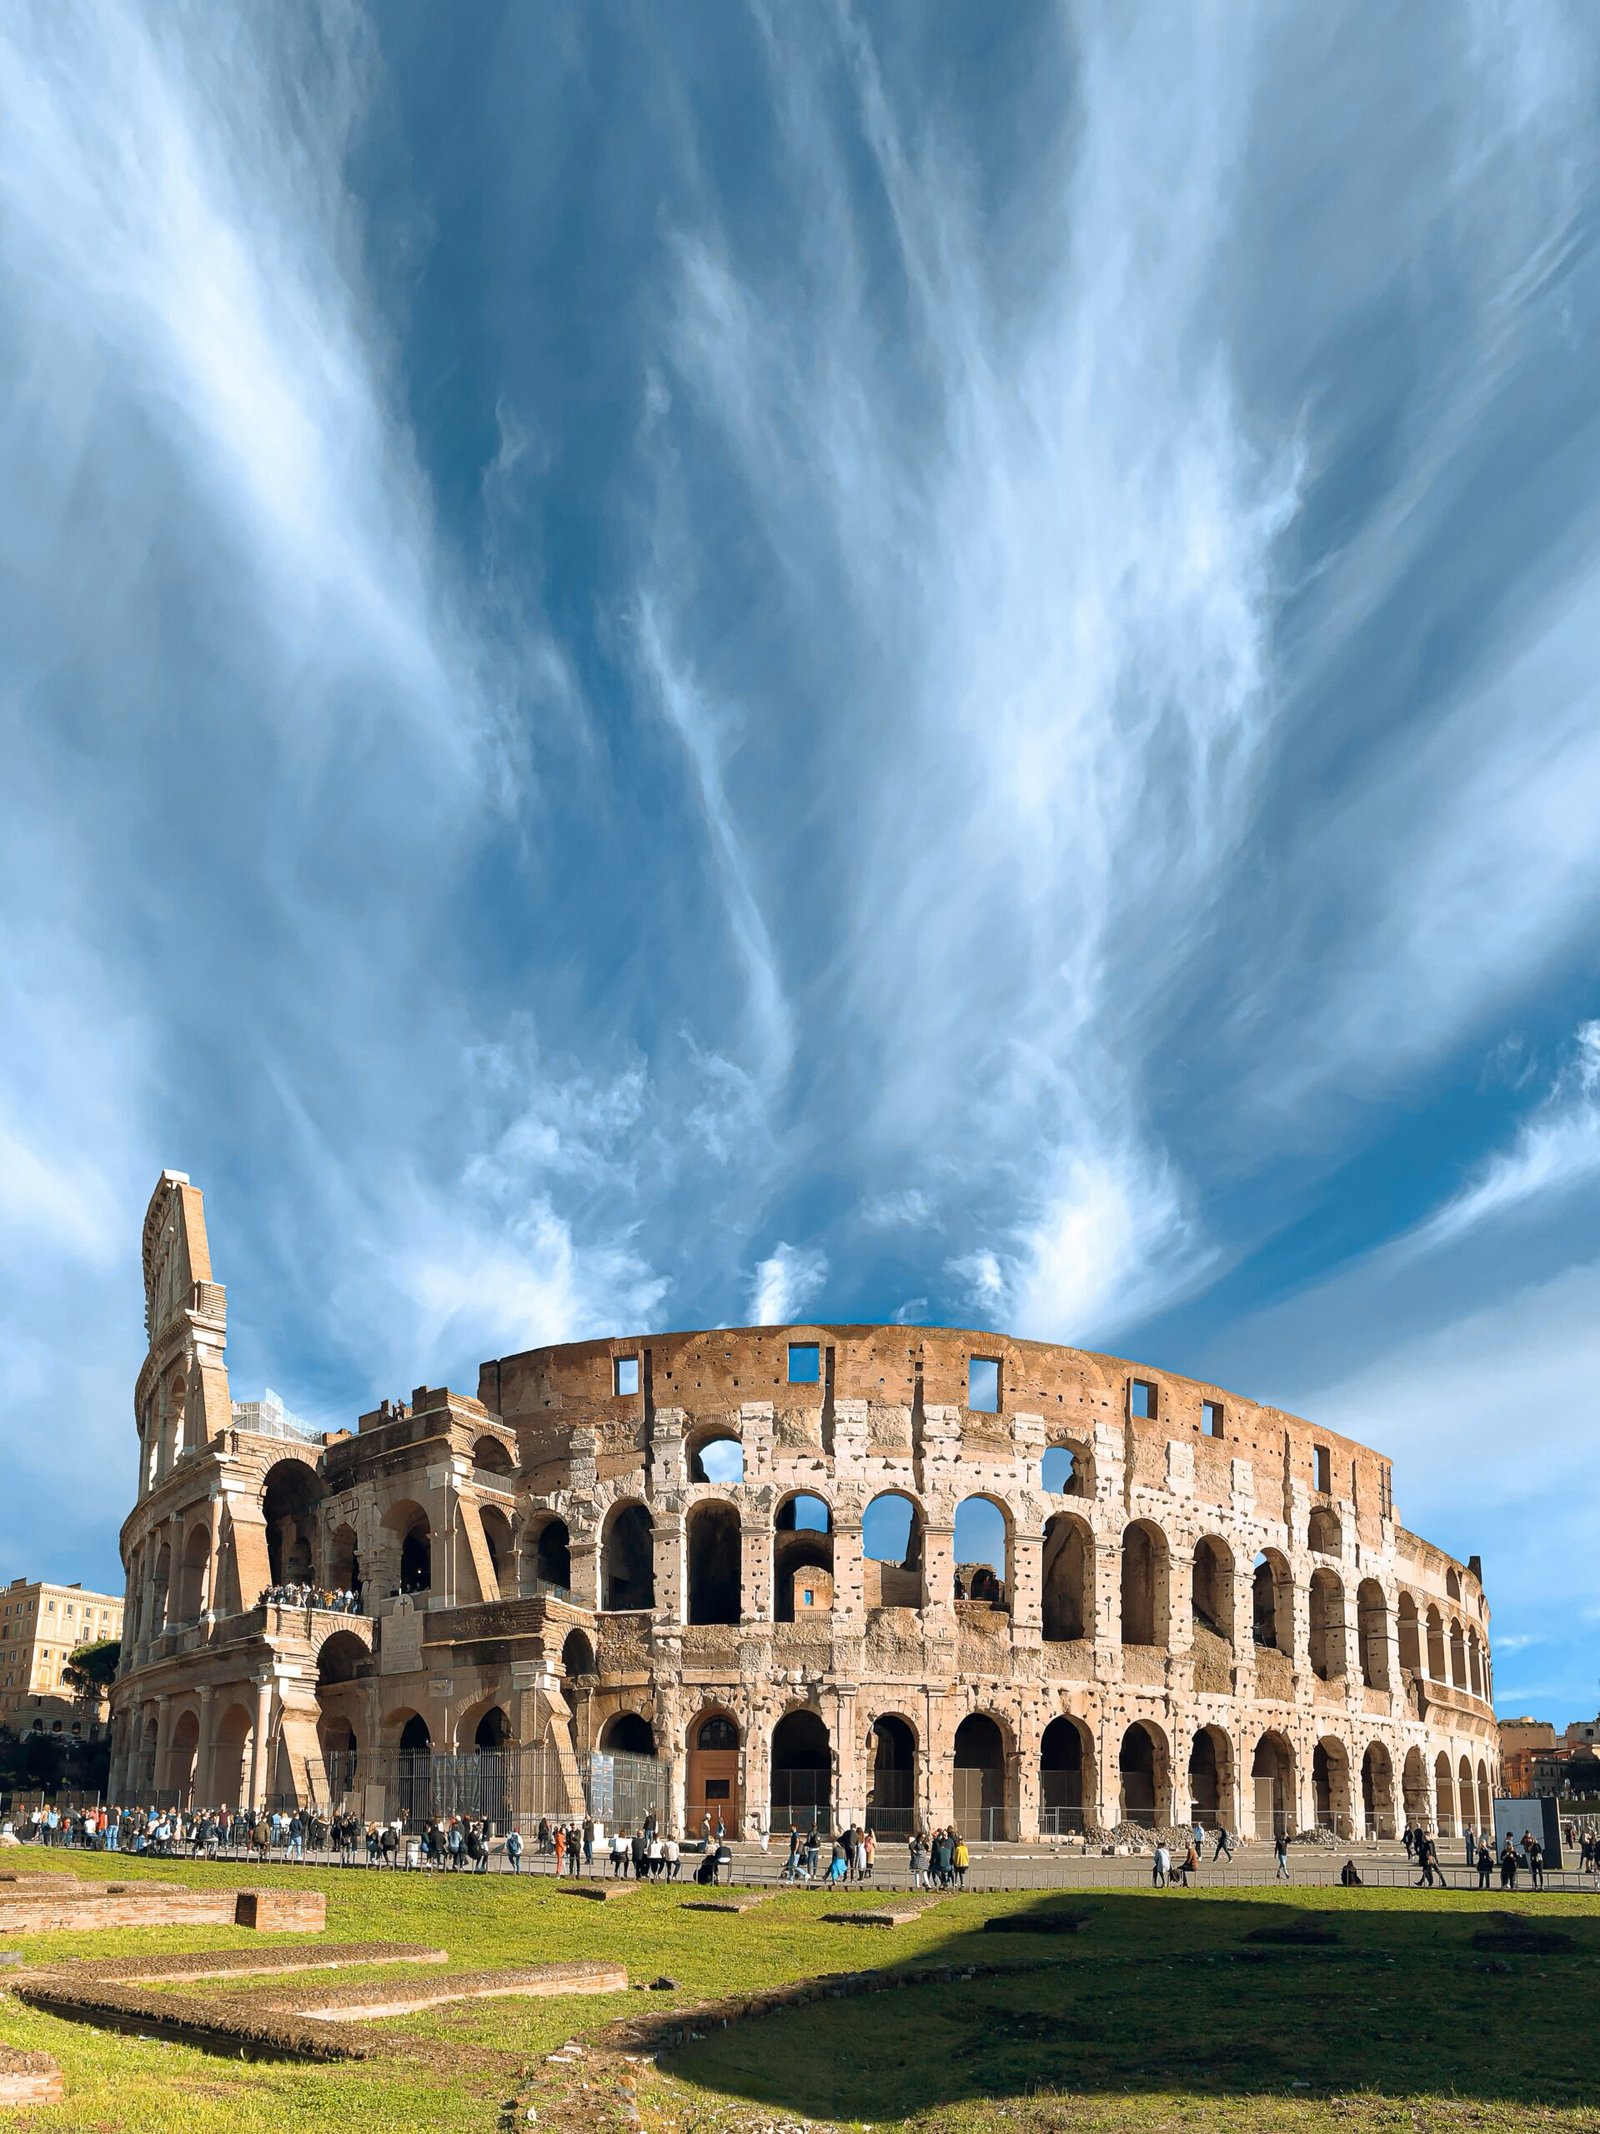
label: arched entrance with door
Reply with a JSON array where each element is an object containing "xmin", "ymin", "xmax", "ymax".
[
  {"xmin": 1119, "ymin": 1720, "xmax": 1169, "ymax": 1827},
  {"xmin": 1313, "ymin": 1737, "xmax": 1352, "ymax": 1834},
  {"xmin": 953, "ymin": 1713, "xmax": 1010, "ymax": 1840},
  {"xmin": 1040, "ymin": 1714, "xmax": 1090, "ymax": 1835},
  {"xmin": 211, "ymin": 1702, "xmax": 254, "ymax": 1811},
  {"xmin": 395, "ymin": 1710, "xmax": 432, "ymax": 1828},
  {"xmin": 686, "ymin": 1709, "xmax": 742, "ymax": 1838},
  {"xmin": 866, "ymin": 1714, "xmax": 917, "ymax": 1835},
  {"xmin": 1252, "ymin": 1731, "xmax": 1295, "ymax": 1839},
  {"xmin": 1361, "ymin": 1742, "xmax": 1395, "ymax": 1837},
  {"xmin": 1188, "ymin": 1725, "xmax": 1232, "ymax": 1829},
  {"xmin": 769, "ymin": 1709, "xmax": 831, "ymax": 1833}
]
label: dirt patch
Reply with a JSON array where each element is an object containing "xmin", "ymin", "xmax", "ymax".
[{"xmin": 296, "ymin": 1960, "xmax": 627, "ymax": 2021}]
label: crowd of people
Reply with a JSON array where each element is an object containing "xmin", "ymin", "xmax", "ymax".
[{"xmin": 256, "ymin": 1582, "xmax": 362, "ymax": 1613}]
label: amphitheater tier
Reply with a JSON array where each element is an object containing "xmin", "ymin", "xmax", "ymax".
[{"xmin": 108, "ymin": 1177, "xmax": 1499, "ymax": 1842}]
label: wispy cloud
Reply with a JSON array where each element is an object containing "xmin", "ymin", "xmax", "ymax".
[{"xmin": 749, "ymin": 1243, "xmax": 829, "ymax": 1327}]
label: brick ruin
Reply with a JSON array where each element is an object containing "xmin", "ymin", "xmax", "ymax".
[{"xmin": 109, "ymin": 1171, "xmax": 1499, "ymax": 1842}]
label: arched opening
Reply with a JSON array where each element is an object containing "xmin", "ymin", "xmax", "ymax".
[
  {"xmin": 395, "ymin": 1710, "xmax": 432, "ymax": 1827},
  {"xmin": 380, "ymin": 1500, "xmax": 432, "ymax": 1598},
  {"xmin": 165, "ymin": 1708, "xmax": 200, "ymax": 1803},
  {"xmin": 1434, "ymin": 1749, "xmax": 1456, "ymax": 1835},
  {"xmin": 474, "ymin": 1705, "xmax": 510, "ymax": 1750},
  {"xmin": 1401, "ymin": 1745, "xmax": 1429, "ymax": 1826},
  {"xmin": 769, "ymin": 1708, "xmax": 831, "ymax": 1833},
  {"xmin": 688, "ymin": 1431, "xmax": 744, "ymax": 1486},
  {"xmin": 1357, "ymin": 1580, "xmax": 1390, "ymax": 1690},
  {"xmin": 1313, "ymin": 1737, "xmax": 1352, "ymax": 1834},
  {"xmin": 862, "ymin": 1491, "xmax": 923, "ymax": 1609},
  {"xmin": 953, "ymin": 1712, "xmax": 1010, "ymax": 1840},
  {"xmin": 473, "ymin": 1435, "xmax": 515, "ymax": 1476},
  {"xmin": 319, "ymin": 1718, "xmax": 359, "ymax": 1801},
  {"xmin": 1446, "ymin": 1566, "xmax": 1462, "ymax": 1602},
  {"xmin": 480, "ymin": 1506, "xmax": 514, "ymax": 1596},
  {"xmin": 176, "ymin": 1525, "xmax": 209, "ymax": 1622},
  {"xmin": 1476, "ymin": 1759, "xmax": 1492, "ymax": 1834},
  {"xmin": 1361, "ymin": 1742, "xmax": 1395, "ymax": 1838},
  {"xmin": 953, "ymin": 1497, "xmax": 1009, "ymax": 1608},
  {"xmin": 211, "ymin": 1703, "xmax": 253, "ymax": 1811},
  {"xmin": 866, "ymin": 1714, "xmax": 917, "ymax": 1835},
  {"xmin": 212, "ymin": 1510, "xmax": 243, "ymax": 1617},
  {"xmin": 1252, "ymin": 1551, "xmax": 1292, "ymax": 1654},
  {"xmin": 1040, "ymin": 1715, "xmax": 1090, "ymax": 1835},
  {"xmin": 600, "ymin": 1711, "xmax": 656, "ymax": 1757},
  {"xmin": 1457, "ymin": 1754, "xmax": 1474, "ymax": 1834},
  {"xmin": 1251, "ymin": 1731, "xmax": 1295, "ymax": 1839},
  {"xmin": 1041, "ymin": 1443, "xmax": 1091, "ymax": 1497},
  {"xmin": 1449, "ymin": 1619, "xmax": 1467, "ymax": 1689},
  {"xmin": 317, "ymin": 1630, "xmax": 369, "ymax": 1687},
  {"xmin": 1307, "ymin": 1506, "xmax": 1341, "ymax": 1556},
  {"xmin": 262, "ymin": 1460, "xmax": 322, "ymax": 1586},
  {"xmin": 1042, "ymin": 1514, "xmax": 1091, "ymax": 1642},
  {"xmin": 1119, "ymin": 1721, "xmax": 1167, "ymax": 1828},
  {"xmin": 1468, "ymin": 1629, "xmax": 1484, "ymax": 1698},
  {"xmin": 561, "ymin": 1628, "xmax": 595, "ymax": 1679},
  {"xmin": 601, "ymin": 1502, "xmax": 655, "ymax": 1610},
  {"xmin": 1425, "ymin": 1606, "xmax": 1446, "ymax": 1681},
  {"xmin": 328, "ymin": 1523, "xmax": 359, "ymax": 1597},
  {"xmin": 1120, "ymin": 1521, "xmax": 1167, "ymax": 1646},
  {"xmin": 1398, "ymin": 1594, "xmax": 1422, "ymax": 1675},
  {"xmin": 523, "ymin": 1514, "xmax": 571, "ymax": 1595},
  {"xmin": 1191, "ymin": 1536, "xmax": 1234, "ymax": 1644},
  {"xmin": 686, "ymin": 1501, "xmax": 742, "ymax": 1625},
  {"xmin": 686, "ymin": 1708, "xmax": 742, "ymax": 1837},
  {"xmin": 1187, "ymin": 1726, "xmax": 1231, "ymax": 1829},
  {"xmin": 774, "ymin": 1494, "xmax": 833, "ymax": 1622},
  {"xmin": 1308, "ymin": 1569, "xmax": 1346, "ymax": 1681},
  {"xmin": 152, "ymin": 1542, "xmax": 171, "ymax": 1634}
]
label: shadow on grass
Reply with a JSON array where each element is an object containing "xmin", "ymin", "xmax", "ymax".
[{"xmin": 664, "ymin": 1888, "xmax": 1600, "ymax": 2124}]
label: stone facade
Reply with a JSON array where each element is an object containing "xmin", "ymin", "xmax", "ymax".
[{"xmin": 109, "ymin": 1171, "xmax": 1500, "ymax": 1842}]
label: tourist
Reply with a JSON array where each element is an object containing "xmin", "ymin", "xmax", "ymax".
[
  {"xmin": 537, "ymin": 1816, "xmax": 552, "ymax": 1856},
  {"xmin": 700, "ymin": 1811, "xmax": 712, "ymax": 1846},
  {"xmin": 1528, "ymin": 1837, "xmax": 1545, "ymax": 1890},
  {"xmin": 1464, "ymin": 1828, "xmax": 1476, "ymax": 1867},
  {"xmin": 953, "ymin": 1833, "xmax": 970, "ymax": 1889},
  {"xmin": 1152, "ymin": 1839, "xmax": 1170, "ymax": 1889},
  {"xmin": 648, "ymin": 1830, "xmax": 663, "ymax": 1879},
  {"xmin": 1339, "ymin": 1857, "xmax": 1363, "ymax": 1887},
  {"xmin": 909, "ymin": 1832, "xmax": 927, "ymax": 1889},
  {"xmin": 864, "ymin": 1828, "xmax": 875, "ymax": 1879},
  {"xmin": 828, "ymin": 1836, "xmax": 848, "ymax": 1883},
  {"xmin": 507, "ymin": 1826, "xmax": 523, "ymax": 1873},
  {"xmin": 664, "ymin": 1832, "xmax": 681, "ymax": 1880},
  {"xmin": 1211, "ymin": 1827, "xmax": 1234, "ymax": 1862},
  {"xmin": 1273, "ymin": 1832, "xmax": 1290, "ymax": 1882},
  {"xmin": 803, "ymin": 1826, "xmax": 821, "ymax": 1879},
  {"xmin": 1500, "ymin": 1838, "xmax": 1519, "ymax": 1889},
  {"xmin": 1402, "ymin": 1824, "xmax": 1415, "ymax": 1861},
  {"xmin": 1179, "ymin": 1835, "xmax": 1199, "ymax": 1887},
  {"xmin": 631, "ymin": 1827, "xmax": 648, "ymax": 1880},
  {"xmin": 582, "ymin": 1816, "xmax": 594, "ymax": 1869},
  {"xmin": 1477, "ymin": 1840, "xmax": 1494, "ymax": 1889},
  {"xmin": 610, "ymin": 1830, "xmax": 628, "ymax": 1878}
]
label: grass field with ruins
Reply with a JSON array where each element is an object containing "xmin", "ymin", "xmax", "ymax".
[{"xmin": 2, "ymin": 1850, "xmax": 1597, "ymax": 2133}]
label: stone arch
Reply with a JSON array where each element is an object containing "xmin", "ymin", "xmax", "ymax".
[
  {"xmin": 1457, "ymin": 1753, "xmax": 1475, "ymax": 1834},
  {"xmin": 211, "ymin": 1701, "xmax": 254, "ymax": 1811},
  {"xmin": 380, "ymin": 1498, "xmax": 432, "ymax": 1597},
  {"xmin": 1040, "ymin": 1713, "xmax": 1093, "ymax": 1834},
  {"xmin": 456, "ymin": 1699, "xmax": 511, "ymax": 1752},
  {"xmin": 1361, "ymin": 1741, "xmax": 1395, "ymax": 1838},
  {"xmin": 522, "ymin": 1512, "xmax": 572, "ymax": 1595},
  {"xmin": 392, "ymin": 1708, "xmax": 433, "ymax": 1826},
  {"xmin": 599, "ymin": 1709, "xmax": 656, "ymax": 1756},
  {"xmin": 261, "ymin": 1458, "xmax": 322, "ymax": 1585},
  {"xmin": 1191, "ymin": 1534, "xmax": 1235, "ymax": 1644},
  {"xmin": 472, "ymin": 1434, "xmax": 515, "ymax": 1477},
  {"xmin": 1252, "ymin": 1550, "xmax": 1293, "ymax": 1653},
  {"xmin": 1467, "ymin": 1627, "xmax": 1484, "ymax": 1698},
  {"xmin": 175, "ymin": 1521, "xmax": 209, "ymax": 1622},
  {"xmin": 1251, "ymin": 1730, "xmax": 1295, "ymax": 1839},
  {"xmin": 1041, "ymin": 1441, "xmax": 1092, "ymax": 1499},
  {"xmin": 151, "ymin": 1538, "xmax": 172, "ymax": 1634},
  {"xmin": 769, "ymin": 1707, "xmax": 831, "ymax": 1832},
  {"xmin": 327, "ymin": 1521, "xmax": 359, "ymax": 1595},
  {"xmin": 212, "ymin": 1507, "xmax": 243, "ymax": 1617},
  {"xmin": 1186, "ymin": 1724, "xmax": 1233, "ymax": 1830},
  {"xmin": 600, "ymin": 1501, "xmax": 655, "ymax": 1611},
  {"xmin": 686, "ymin": 1425, "xmax": 744, "ymax": 1486},
  {"xmin": 1119, "ymin": 1719, "xmax": 1170, "ymax": 1828},
  {"xmin": 561, "ymin": 1627, "xmax": 595, "ymax": 1679},
  {"xmin": 317, "ymin": 1713, "xmax": 360, "ymax": 1798},
  {"xmin": 1307, "ymin": 1505, "xmax": 1341, "ymax": 1556},
  {"xmin": 866, "ymin": 1712, "xmax": 917, "ymax": 1835},
  {"xmin": 1120, "ymin": 1520, "xmax": 1169, "ymax": 1647},
  {"xmin": 1401, "ymin": 1745, "xmax": 1429, "ymax": 1827},
  {"xmin": 953, "ymin": 1494, "xmax": 1010, "ymax": 1606},
  {"xmin": 165, "ymin": 1706, "xmax": 200, "ymax": 1802},
  {"xmin": 686, "ymin": 1706, "xmax": 742, "ymax": 1837},
  {"xmin": 1446, "ymin": 1566, "xmax": 1462, "ymax": 1601},
  {"xmin": 1476, "ymin": 1759, "xmax": 1492, "ymax": 1833},
  {"xmin": 317, "ymin": 1628, "xmax": 370, "ymax": 1686},
  {"xmin": 1041, "ymin": 1511, "xmax": 1092, "ymax": 1642},
  {"xmin": 686, "ymin": 1499, "xmax": 742, "ymax": 1625},
  {"xmin": 774, "ymin": 1493, "xmax": 833, "ymax": 1622},
  {"xmin": 1449, "ymin": 1618, "xmax": 1467, "ymax": 1689},
  {"xmin": 1434, "ymin": 1749, "xmax": 1456, "ymax": 1835},
  {"xmin": 953, "ymin": 1710, "xmax": 1012, "ymax": 1840},
  {"xmin": 1308, "ymin": 1568, "xmax": 1347, "ymax": 1681},
  {"xmin": 1398, "ymin": 1593, "xmax": 1422, "ymax": 1674},
  {"xmin": 862, "ymin": 1491, "xmax": 924, "ymax": 1609},
  {"xmin": 1357, "ymin": 1579, "xmax": 1390, "ymax": 1690},
  {"xmin": 1313, "ymin": 1736, "xmax": 1353, "ymax": 1835},
  {"xmin": 1425, "ymin": 1604, "xmax": 1446, "ymax": 1681}
]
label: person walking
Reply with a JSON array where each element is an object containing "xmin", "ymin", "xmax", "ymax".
[
  {"xmin": 1273, "ymin": 1832, "xmax": 1290, "ymax": 1882},
  {"xmin": 953, "ymin": 1834, "xmax": 970, "ymax": 1889},
  {"xmin": 507, "ymin": 1826, "xmax": 523, "ymax": 1873},
  {"xmin": 1211, "ymin": 1827, "xmax": 1234, "ymax": 1863},
  {"xmin": 1152, "ymin": 1840, "xmax": 1170, "ymax": 1890}
]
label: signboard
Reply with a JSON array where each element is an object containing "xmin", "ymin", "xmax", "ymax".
[{"xmin": 1493, "ymin": 1794, "xmax": 1562, "ymax": 1870}]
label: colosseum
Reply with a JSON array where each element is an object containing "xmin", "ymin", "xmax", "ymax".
[{"xmin": 109, "ymin": 1170, "xmax": 1500, "ymax": 1843}]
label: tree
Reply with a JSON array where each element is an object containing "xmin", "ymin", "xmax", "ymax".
[{"xmin": 61, "ymin": 1638, "xmax": 120, "ymax": 1712}]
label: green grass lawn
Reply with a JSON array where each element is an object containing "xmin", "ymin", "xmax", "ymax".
[{"xmin": 3, "ymin": 1851, "xmax": 1598, "ymax": 2133}]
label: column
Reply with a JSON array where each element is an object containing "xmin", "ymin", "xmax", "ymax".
[
  {"xmin": 192, "ymin": 1684, "xmax": 216, "ymax": 1806},
  {"xmin": 204, "ymin": 1493, "xmax": 223, "ymax": 1620},
  {"xmin": 247, "ymin": 1676, "xmax": 274, "ymax": 1811},
  {"xmin": 152, "ymin": 1694, "xmax": 174, "ymax": 1800}
]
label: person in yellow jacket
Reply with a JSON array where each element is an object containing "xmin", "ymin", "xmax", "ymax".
[{"xmin": 953, "ymin": 1835, "xmax": 970, "ymax": 1888}]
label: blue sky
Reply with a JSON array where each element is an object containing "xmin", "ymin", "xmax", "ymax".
[{"xmin": 2, "ymin": 2, "xmax": 1598, "ymax": 1723}]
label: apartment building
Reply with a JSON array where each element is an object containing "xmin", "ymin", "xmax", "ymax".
[{"xmin": 0, "ymin": 1578, "xmax": 124, "ymax": 1741}]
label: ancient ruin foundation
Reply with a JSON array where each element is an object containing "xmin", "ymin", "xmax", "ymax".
[{"xmin": 110, "ymin": 1172, "xmax": 1498, "ymax": 1843}]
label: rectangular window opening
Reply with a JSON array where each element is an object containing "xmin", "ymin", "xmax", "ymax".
[
  {"xmin": 787, "ymin": 1342, "xmax": 820, "ymax": 1385},
  {"xmin": 1314, "ymin": 1444, "xmax": 1332, "ymax": 1493},
  {"xmin": 705, "ymin": 1778, "xmax": 730, "ymax": 1800},
  {"xmin": 613, "ymin": 1356, "xmax": 640, "ymax": 1397},
  {"xmin": 967, "ymin": 1356, "xmax": 1000, "ymax": 1412},
  {"xmin": 1130, "ymin": 1378, "xmax": 1157, "ymax": 1420},
  {"xmin": 1202, "ymin": 1400, "xmax": 1224, "ymax": 1439}
]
